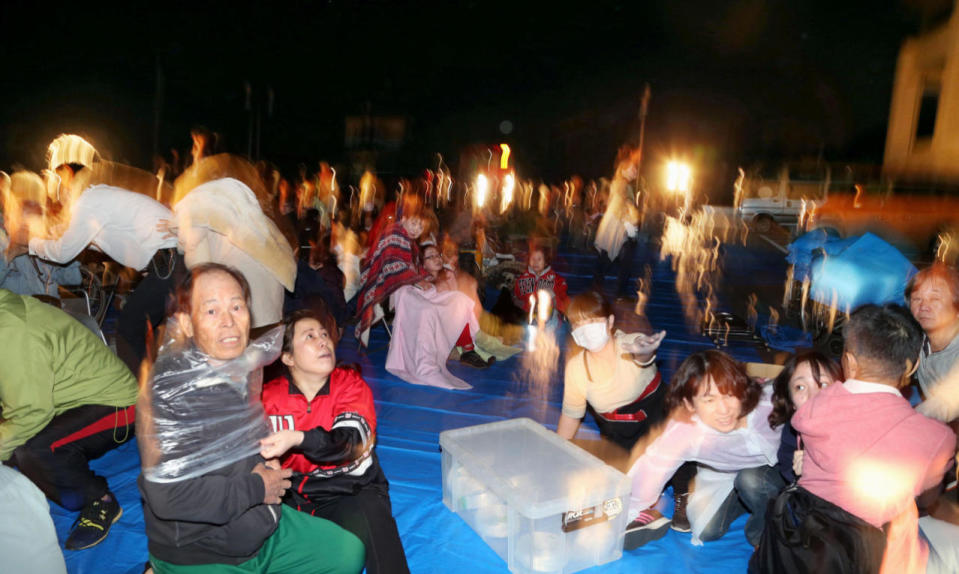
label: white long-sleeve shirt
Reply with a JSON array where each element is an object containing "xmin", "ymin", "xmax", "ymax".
[
  {"xmin": 29, "ymin": 185, "xmax": 177, "ymax": 271},
  {"xmin": 626, "ymin": 385, "xmax": 780, "ymax": 543}
]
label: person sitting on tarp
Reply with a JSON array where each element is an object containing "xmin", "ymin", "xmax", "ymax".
[
  {"xmin": 624, "ymin": 350, "xmax": 782, "ymax": 550},
  {"xmin": 511, "ymin": 243, "xmax": 569, "ymax": 326},
  {"xmin": 908, "ymin": 263, "xmax": 959, "ymax": 429},
  {"xmin": 765, "ymin": 351, "xmax": 842, "ymax": 484},
  {"xmin": 355, "ymin": 192, "xmax": 487, "ymax": 388},
  {"xmin": 137, "ymin": 263, "xmax": 363, "ymax": 574},
  {"xmin": 0, "ymin": 288, "xmax": 136, "ymax": 551},
  {"xmin": 260, "ymin": 308, "xmax": 409, "ymax": 574},
  {"xmin": 751, "ymin": 304, "xmax": 958, "ymax": 573},
  {"xmin": 420, "ymin": 242, "xmax": 491, "ymax": 368},
  {"xmin": 354, "ymin": 192, "xmax": 427, "ymax": 347}
]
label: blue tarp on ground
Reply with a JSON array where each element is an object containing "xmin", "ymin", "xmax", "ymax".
[{"xmin": 52, "ymin": 242, "xmax": 776, "ymax": 573}]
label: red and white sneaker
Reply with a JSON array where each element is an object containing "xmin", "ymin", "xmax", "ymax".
[{"xmin": 624, "ymin": 508, "xmax": 670, "ymax": 550}]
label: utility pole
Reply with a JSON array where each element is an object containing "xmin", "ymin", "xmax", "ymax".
[
  {"xmin": 636, "ymin": 83, "xmax": 651, "ymax": 209},
  {"xmin": 637, "ymin": 83, "xmax": 651, "ymax": 171}
]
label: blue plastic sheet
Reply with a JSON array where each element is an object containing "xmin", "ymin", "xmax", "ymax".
[
  {"xmin": 807, "ymin": 232, "xmax": 917, "ymax": 310},
  {"xmin": 52, "ymin": 246, "xmax": 772, "ymax": 574}
]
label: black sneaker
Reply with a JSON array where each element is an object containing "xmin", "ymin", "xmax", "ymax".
[
  {"xmin": 670, "ymin": 492, "xmax": 691, "ymax": 533},
  {"xmin": 624, "ymin": 508, "xmax": 670, "ymax": 550},
  {"xmin": 460, "ymin": 350, "xmax": 493, "ymax": 369},
  {"xmin": 65, "ymin": 495, "xmax": 123, "ymax": 550}
]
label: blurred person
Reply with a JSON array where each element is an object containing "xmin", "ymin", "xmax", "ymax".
[
  {"xmin": 0, "ymin": 288, "xmax": 137, "ymax": 550},
  {"xmin": 512, "ymin": 243, "xmax": 569, "ymax": 324},
  {"xmin": 173, "ymin": 177, "xmax": 296, "ymax": 328},
  {"xmin": 13, "ymin": 138, "xmax": 181, "ymax": 374},
  {"xmin": 1, "ymin": 174, "xmax": 82, "ymax": 298},
  {"xmin": 752, "ymin": 304, "xmax": 958, "ymax": 574},
  {"xmin": 137, "ymin": 263, "xmax": 364, "ymax": 573},
  {"xmin": 285, "ymin": 233, "xmax": 348, "ymax": 330},
  {"xmin": 766, "ymin": 351, "xmax": 842, "ymax": 483},
  {"xmin": 908, "ymin": 263, "xmax": 959, "ymax": 426},
  {"xmin": 332, "ymin": 221, "xmax": 363, "ymax": 303},
  {"xmin": 557, "ymin": 290, "xmax": 666, "ymax": 450},
  {"xmin": 624, "ymin": 350, "xmax": 782, "ymax": 550},
  {"xmin": 593, "ymin": 146, "xmax": 642, "ymax": 299},
  {"xmin": 260, "ymin": 308, "xmax": 409, "ymax": 574},
  {"xmin": 0, "ymin": 466, "xmax": 67, "ymax": 574},
  {"xmin": 421, "ymin": 242, "xmax": 490, "ymax": 367},
  {"xmin": 354, "ymin": 193, "xmax": 426, "ymax": 346},
  {"xmin": 189, "ymin": 126, "xmax": 217, "ymax": 168}
]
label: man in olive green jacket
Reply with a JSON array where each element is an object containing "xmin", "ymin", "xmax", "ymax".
[{"xmin": 0, "ymin": 288, "xmax": 137, "ymax": 550}]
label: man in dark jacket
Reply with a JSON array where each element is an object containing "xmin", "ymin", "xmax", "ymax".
[{"xmin": 137, "ymin": 263, "xmax": 364, "ymax": 573}]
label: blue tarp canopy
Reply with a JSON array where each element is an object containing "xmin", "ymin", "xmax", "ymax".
[{"xmin": 806, "ymin": 232, "xmax": 918, "ymax": 310}]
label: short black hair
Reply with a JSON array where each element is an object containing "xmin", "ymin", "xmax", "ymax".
[
  {"xmin": 175, "ymin": 263, "xmax": 251, "ymax": 316},
  {"xmin": 768, "ymin": 350, "xmax": 843, "ymax": 428},
  {"xmin": 282, "ymin": 306, "xmax": 340, "ymax": 353},
  {"xmin": 843, "ymin": 304, "xmax": 923, "ymax": 381}
]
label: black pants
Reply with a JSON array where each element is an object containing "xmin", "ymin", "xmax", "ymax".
[
  {"xmin": 12, "ymin": 404, "xmax": 134, "ymax": 511},
  {"xmin": 116, "ymin": 250, "xmax": 185, "ymax": 374},
  {"xmin": 589, "ymin": 374, "xmax": 668, "ymax": 451},
  {"xmin": 303, "ymin": 487, "xmax": 410, "ymax": 574},
  {"xmin": 593, "ymin": 237, "xmax": 637, "ymax": 296}
]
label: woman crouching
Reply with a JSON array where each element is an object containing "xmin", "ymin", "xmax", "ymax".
[{"xmin": 624, "ymin": 350, "xmax": 783, "ymax": 550}]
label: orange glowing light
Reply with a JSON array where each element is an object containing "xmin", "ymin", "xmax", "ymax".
[{"xmin": 500, "ymin": 144, "xmax": 511, "ymax": 170}]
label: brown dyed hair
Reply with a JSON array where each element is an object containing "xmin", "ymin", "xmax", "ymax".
[
  {"xmin": 527, "ymin": 240, "xmax": 553, "ymax": 266},
  {"xmin": 566, "ymin": 290, "xmax": 612, "ymax": 325},
  {"xmin": 768, "ymin": 351, "xmax": 843, "ymax": 429},
  {"xmin": 665, "ymin": 350, "xmax": 762, "ymax": 415},
  {"xmin": 282, "ymin": 307, "xmax": 340, "ymax": 353},
  {"xmin": 906, "ymin": 263, "xmax": 959, "ymax": 310},
  {"xmin": 398, "ymin": 191, "xmax": 424, "ymax": 222},
  {"xmin": 175, "ymin": 263, "xmax": 251, "ymax": 317}
]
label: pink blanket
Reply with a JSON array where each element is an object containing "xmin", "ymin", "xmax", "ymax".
[{"xmin": 386, "ymin": 285, "xmax": 478, "ymax": 390}]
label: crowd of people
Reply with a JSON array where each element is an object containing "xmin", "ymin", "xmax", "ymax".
[{"xmin": 0, "ymin": 131, "xmax": 957, "ymax": 574}]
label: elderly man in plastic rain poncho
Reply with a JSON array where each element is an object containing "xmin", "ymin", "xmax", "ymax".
[{"xmin": 136, "ymin": 262, "xmax": 363, "ymax": 574}]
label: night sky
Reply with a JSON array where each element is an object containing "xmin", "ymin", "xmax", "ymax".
[{"xmin": 0, "ymin": 0, "xmax": 943, "ymax": 194}]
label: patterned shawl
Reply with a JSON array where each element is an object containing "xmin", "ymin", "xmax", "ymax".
[{"xmin": 354, "ymin": 223, "xmax": 428, "ymax": 343}]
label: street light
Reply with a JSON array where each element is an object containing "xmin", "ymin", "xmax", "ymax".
[{"xmin": 665, "ymin": 161, "xmax": 692, "ymax": 194}]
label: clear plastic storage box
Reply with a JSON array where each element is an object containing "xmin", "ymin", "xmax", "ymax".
[{"xmin": 440, "ymin": 418, "xmax": 632, "ymax": 574}]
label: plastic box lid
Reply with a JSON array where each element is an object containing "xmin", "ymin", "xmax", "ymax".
[{"xmin": 440, "ymin": 418, "xmax": 630, "ymax": 519}]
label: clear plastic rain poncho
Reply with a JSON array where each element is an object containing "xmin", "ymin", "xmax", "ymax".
[{"xmin": 138, "ymin": 320, "xmax": 284, "ymax": 483}]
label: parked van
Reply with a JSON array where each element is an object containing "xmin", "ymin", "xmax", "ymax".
[{"xmin": 736, "ymin": 163, "xmax": 831, "ymax": 233}]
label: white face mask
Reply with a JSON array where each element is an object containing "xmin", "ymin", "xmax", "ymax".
[{"xmin": 572, "ymin": 322, "xmax": 609, "ymax": 352}]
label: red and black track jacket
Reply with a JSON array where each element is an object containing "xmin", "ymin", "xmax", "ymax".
[{"xmin": 262, "ymin": 367, "xmax": 386, "ymax": 509}]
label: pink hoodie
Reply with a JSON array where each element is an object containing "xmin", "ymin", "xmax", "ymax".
[{"xmin": 793, "ymin": 381, "xmax": 955, "ymax": 574}]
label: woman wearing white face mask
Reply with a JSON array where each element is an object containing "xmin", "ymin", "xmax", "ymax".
[{"xmin": 557, "ymin": 290, "xmax": 667, "ymax": 451}]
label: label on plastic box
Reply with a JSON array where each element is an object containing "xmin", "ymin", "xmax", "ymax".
[{"xmin": 561, "ymin": 497, "xmax": 621, "ymax": 533}]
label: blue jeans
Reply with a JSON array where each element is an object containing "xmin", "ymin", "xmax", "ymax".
[{"xmin": 699, "ymin": 465, "xmax": 784, "ymax": 546}]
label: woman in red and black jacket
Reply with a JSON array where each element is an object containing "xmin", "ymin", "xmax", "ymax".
[{"xmin": 260, "ymin": 308, "xmax": 409, "ymax": 574}]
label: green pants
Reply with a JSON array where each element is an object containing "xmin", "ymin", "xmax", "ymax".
[{"xmin": 150, "ymin": 507, "xmax": 365, "ymax": 574}]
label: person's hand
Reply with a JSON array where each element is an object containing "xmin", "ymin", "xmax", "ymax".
[
  {"xmin": 259, "ymin": 429, "xmax": 304, "ymax": 459},
  {"xmin": 4, "ymin": 242, "xmax": 28, "ymax": 261},
  {"xmin": 156, "ymin": 219, "xmax": 177, "ymax": 240},
  {"xmin": 793, "ymin": 449, "xmax": 804, "ymax": 477},
  {"xmin": 621, "ymin": 331, "xmax": 666, "ymax": 356},
  {"xmin": 252, "ymin": 461, "xmax": 293, "ymax": 505}
]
